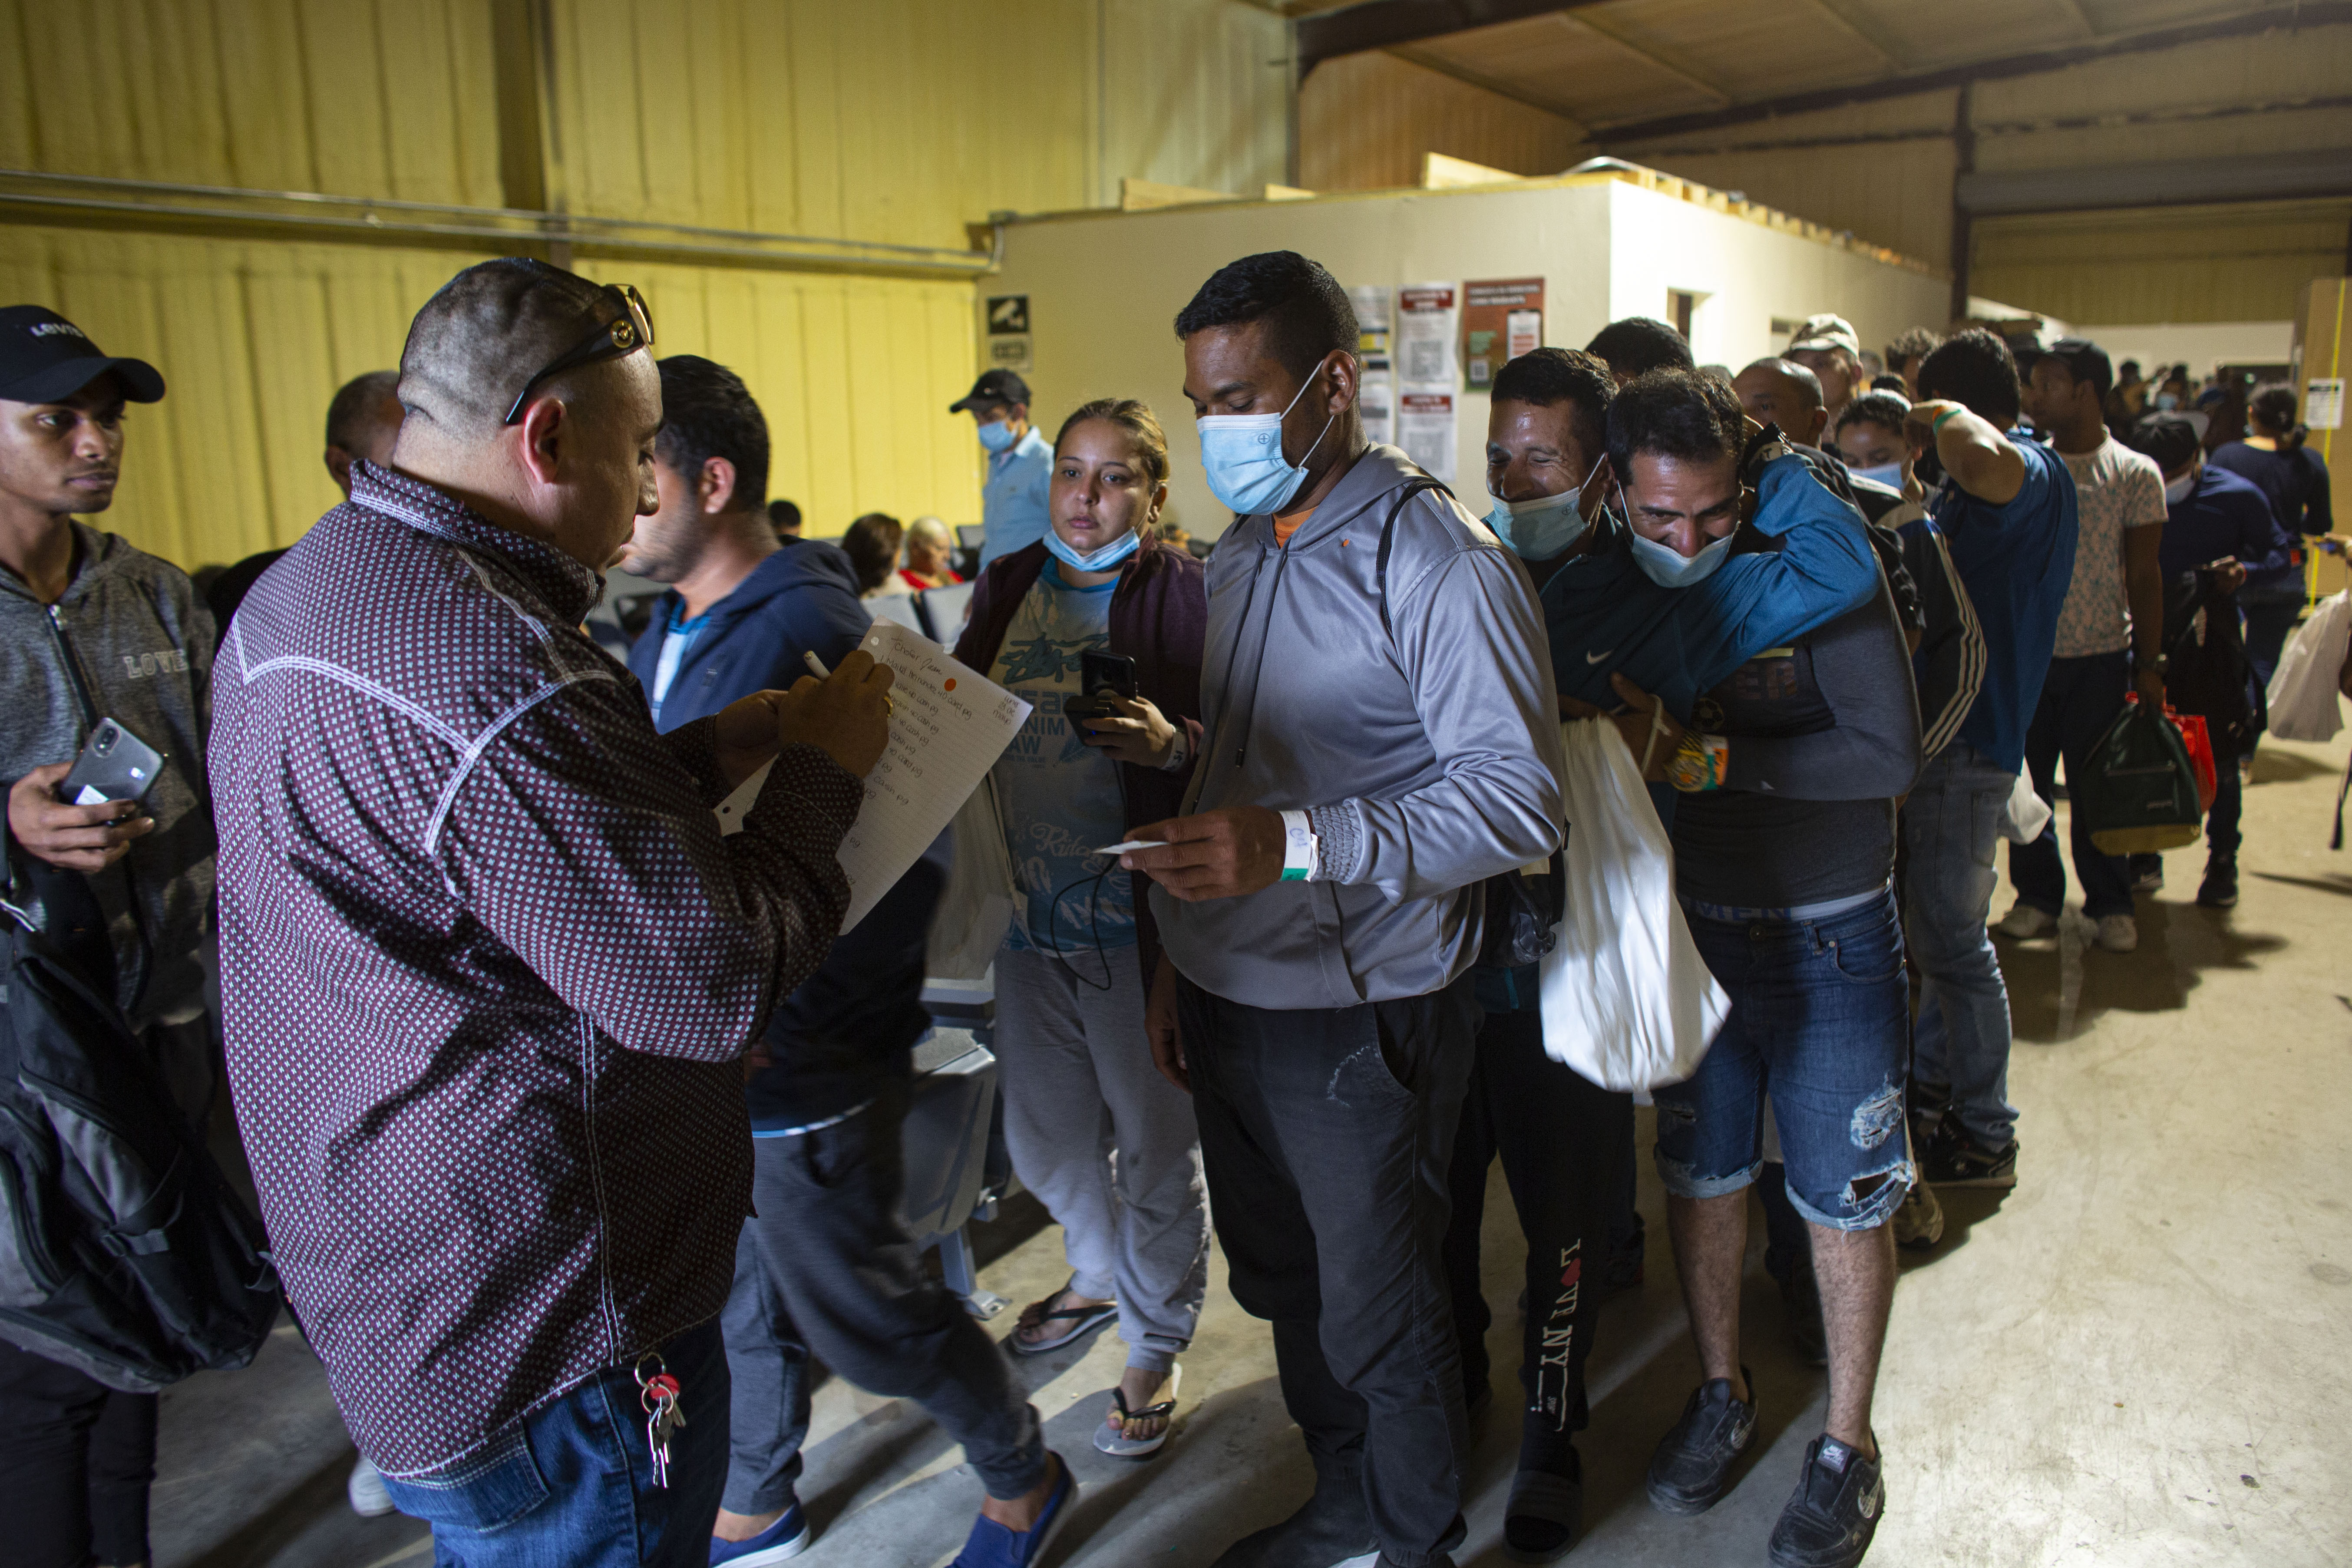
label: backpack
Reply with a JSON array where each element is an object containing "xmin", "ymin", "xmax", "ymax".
[
  {"xmin": 1373, "ymin": 476, "xmax": 1565, "ymax": 968},
  {"xmin": 0, "ymin": 905, "xmax": 279, "ymax": 1392}
]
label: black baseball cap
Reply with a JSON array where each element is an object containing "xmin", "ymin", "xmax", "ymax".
[
  {"xmin": 0, "ymin": 306, "xmax": 165, "ymax": 405},
  {"xmin": 2041, "ymin": 337, "xmax": 2113, "ymax": 397},
  {"xmin": 948, "ymin": 369, "xmax": 1030, "ymax": 414}
]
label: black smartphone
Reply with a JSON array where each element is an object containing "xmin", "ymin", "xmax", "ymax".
[
  {"xmin": 59, "ymin": 718, "xmax": 166, "ymax": 807},
  {"xmin": 1067, "ymin": 650, "xmax": 1139, "ymax": 725}
]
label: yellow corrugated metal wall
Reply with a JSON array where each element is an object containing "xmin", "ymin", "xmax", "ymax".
[
  {"xmin": 1299, "ymin": 51, "xmax": 1585, "ymax": 192},
  {"xmin": 0, "ymin": 0, "xmax": 1288, "ymax": 570}
]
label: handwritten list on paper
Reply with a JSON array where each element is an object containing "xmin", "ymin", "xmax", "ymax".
[{"xmin": 715, "ymin": 619, "xmax": 1032, "ymax": 932}]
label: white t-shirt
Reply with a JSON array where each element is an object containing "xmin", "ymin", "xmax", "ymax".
[{"xmin": 2052, "ymin": 437, "xmax": 2166, "ymax": 658}]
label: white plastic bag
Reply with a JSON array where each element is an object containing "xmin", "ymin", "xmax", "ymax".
[
  {"xmin": 1998, "ymin": 766, "xmax": 2052, "ymax": 845},
  {"xmin": 2267, "ymin": 589, "xmax": 2350, "ymax": 743},
  {"xmin": 1538, "ymin": 719, "xmax": 1731, "ymax": 1091}
]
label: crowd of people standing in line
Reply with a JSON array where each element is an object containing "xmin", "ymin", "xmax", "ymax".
[{"xmin": 2, "ymin": 245, "xmax": 2349, "ymax": 1568}]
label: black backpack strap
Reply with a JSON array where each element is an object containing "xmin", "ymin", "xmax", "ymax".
[{"xmin": 1374, "ymin": 475, "xmax": 1454, "ymax": 641}]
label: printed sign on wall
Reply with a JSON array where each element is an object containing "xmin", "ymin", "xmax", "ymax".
[{"xmin": 1462, "ymin": 278, "xmax": 1545, "ymax": 390}]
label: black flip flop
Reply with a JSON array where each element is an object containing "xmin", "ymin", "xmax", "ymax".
[
  {"xmin": 1093, "ymin": 1367, "xmax": 1181, "ymax": 1458},
  {"xmin": 1009, "ymin": 1295, "xmax": 1117, "ymax": 1356}
]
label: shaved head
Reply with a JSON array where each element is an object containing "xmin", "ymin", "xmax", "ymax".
[
  {"xmin": 1733, "ymin": 357, "xmax": 1827, "ymax": 446},
  {"xmin": 396, "ymin": 257, "xmax": 613, "ymax": 439}
]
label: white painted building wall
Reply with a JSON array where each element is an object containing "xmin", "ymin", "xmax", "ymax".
[{"xmin": 991, "ymin": 174, "xmax": 1950, "ymax": 537}]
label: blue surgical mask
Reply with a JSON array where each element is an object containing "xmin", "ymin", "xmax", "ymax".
[
  {"xmin": 1485, "ymin": 457, "xmax": 1599, "ymax": 559},
  {"xmin": 978, "ymin": 418, "xmax": 1017, "ymax": 453},
  {"xmin": 1630, "ymin": 530, "xmax": 1734, "ymax": 588},
  {"xmin": 2154, "ymin": 393, "xmax": 2180, "ymax": 411},
  {"xmin": 1196, "ymin": 364, "xmax": 1335, "ymax": 516},
  {"xmin": 1849, "ymin": 460, "xmax": 1905, "ymax": 490},
  {"xmin": 1042, "ymin": 524, "xmax": 1142, "ymax": 574}
]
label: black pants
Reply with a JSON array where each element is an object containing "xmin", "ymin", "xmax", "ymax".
[
  {"xmin": 1178, "ymin": 972, "xmax": 1478, "ymax": 1568},
  {"xmin": 719, "ymin": 1077, "xmax": 1046, "ymax": 1514},
  {"xmin": 0, "ymin": 1337, "xmax": 158, "ymax": 1568},
  {"xmin": 1443, "ymin": 1005, "xmax": 1631, "ymax": 1459}
]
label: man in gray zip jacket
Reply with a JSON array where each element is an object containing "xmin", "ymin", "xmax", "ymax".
[
  {"xmin": 1124, "ymin": 253, "xmax": 1564, "ymax": 1568},
  {"xmin": 0, "ymin": 306, "xmax": 212, "ymax": 1037}
]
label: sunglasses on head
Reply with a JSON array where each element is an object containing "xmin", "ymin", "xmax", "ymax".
[{"xmin": 502, "ymin": 284, "xmax": 655, "ymax": 426}]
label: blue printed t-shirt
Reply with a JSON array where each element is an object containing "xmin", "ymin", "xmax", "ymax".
[
  {"xmin": 648, "ymin": 604, "xmax": 711, "ymax": 723},
  {"xmin": 988, "ymin": 561, "xmax": 1136, "ymax": 955},
  {"xmin": 1932, "ymin": 436, "xmax": 2078, "ymax": 774}
]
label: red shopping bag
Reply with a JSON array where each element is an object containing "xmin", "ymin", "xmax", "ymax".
[{"xmin": 2175, "ymin": 712, "xmax": 2217, "ymax": 812}]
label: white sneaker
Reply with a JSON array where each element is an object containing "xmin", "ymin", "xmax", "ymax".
[
  {"xmin": 2094, "ymin": 914, "xmax": 2138, "ymax": 953},
  {"xmin": 347, "ymin": 1453, "xmax": 394, "ymax": 1518},
  {"xmin": 1992, "ymin": 901, "xmax": 2054, "ymax": 938}
]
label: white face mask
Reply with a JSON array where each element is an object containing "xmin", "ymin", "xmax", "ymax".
[
  {"xmin": 2163, "ymin": 470, "xmax": 2196, "ymax": 505},
  {"xmin": 1630, "ymin": 529, "xmax": 1734, "ymax": 587},
  {"xmin": 1849, "ymin": 460, "xmax": 1906, "ymax": 490}
]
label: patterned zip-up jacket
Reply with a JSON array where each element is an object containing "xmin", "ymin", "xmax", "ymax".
[{"xmin": 211, "ymin": 462, "xmax": 860, "ymax": 1477}]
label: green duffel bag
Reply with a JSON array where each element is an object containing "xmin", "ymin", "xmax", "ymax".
[{"xmin": 2080, "ymin": 698, "xmax": 2203, "ymax": 856}]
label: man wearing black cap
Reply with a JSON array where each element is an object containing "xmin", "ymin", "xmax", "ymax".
[
  {"xmin": 950, "ymin": 368, "xmax": 1052, "ymax": 569},
  {"xmin": 0, "ymin": 304, "xmax": 215, "ymax": 1568}
]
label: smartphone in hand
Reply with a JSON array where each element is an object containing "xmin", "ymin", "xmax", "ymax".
[
  {"xmin": 1066, "ymin": 649, "xmax": 1140, "ymax": 724},
  {"xmin": 59, "ymin": 719, "xmax": 166, "ymax": 807}
]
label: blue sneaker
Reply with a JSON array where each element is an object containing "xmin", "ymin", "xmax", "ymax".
[
  {"xmin": 951, "ymin": 1454, "xmax": 1077, "ymax": 1568},
  {"xmin": 710, "ymin": 1502, "xmax": 815, "ymax": 1566}
]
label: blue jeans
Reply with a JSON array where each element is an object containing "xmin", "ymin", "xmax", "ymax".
[
  {"xmin": 1904, "ymin": 742, "xmax": 2018, "ymax": 1149},
  {"xmin": 1655, "ymin": 888, "xmax": 1913, "ymax": 1231},
  {"xmin": 379, "ymin": 1320, "xmax": 730, "ymax": 1568},
  {"xmin": 2012, "ymin": 651, "xmax": 2134, "ymax": 920}
]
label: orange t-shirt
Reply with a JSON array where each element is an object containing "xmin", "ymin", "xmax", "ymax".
[{"xmin": 1272, "ymin": 505, "xmax": 1316, "ymax": 547}]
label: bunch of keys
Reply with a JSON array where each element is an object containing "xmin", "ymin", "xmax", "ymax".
[{"xmin": 635, "ymin": 1354, "xmax": 686, "ymax": 1489}]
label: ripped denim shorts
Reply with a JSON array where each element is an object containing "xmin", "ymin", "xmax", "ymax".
[{"xmin": 1652, "ymin": 885, "xmax": 1913, "ymax": 1231}]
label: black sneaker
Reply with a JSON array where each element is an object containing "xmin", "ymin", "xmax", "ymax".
[
  {"xmin": 2129, "ymin": 853, "xmax": 2164, "ymax": 894},
  {"xmin": 1779, "ymin": 1262, "xmax": 1828, "ymax": 1367},
  {"xmin": 1769, "ymin": 1435, "xmax": 1885, "ymax": 1568},
  {"xmin": 1645, "ymin": 1370, "xmax": 1756, "ymax": 1515},
  {"xmin": 2197, "ymin": 855, "xmax": 2238, "ymax": 909},
  {"xmin": 1211, "ymin": 1473, "xmax": 1377, "ymax": 1568},
  {"xmin": 1922, "ymin": 1120, "xmax": 2018, "ymax": 1189},
  {"xmin": 1906, "ymin": 1081, "xmax": 1951, "ymax": 1152}
]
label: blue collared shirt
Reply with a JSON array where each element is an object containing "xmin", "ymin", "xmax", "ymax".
[{"xmin": 981, "ymin": 425, "xmax": 1054, "ymax": 569}]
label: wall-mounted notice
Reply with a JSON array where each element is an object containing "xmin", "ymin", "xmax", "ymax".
[
  {"xmin": 1361, "ymin": 358, "xmax": 1395, "ymax": 447},
  {"xmin": 2307, "ymin": 376, "xmax": 2345, "ymax": 430},
  {"xmin": 1349, "ymin": 284, "xmax": 1397, "ymax": 446},
  {"xmin": 1398, "ymin": 392, "xmax": 1457, "ymax": 486},
  {"xmin": 1348, "ymin": 284, "xmax": 1392, "ymax": 357},
  {"xmin": 1463, "ymin": 278, "xmax": 1545, "ymax": 390},
  {"xmin": 986, "ymin": 293, "xmax": 1033, "ymax": 372},
  {"xmin": 1397, "ymin": 284, "xmax": 1460, "ymax": 387}
]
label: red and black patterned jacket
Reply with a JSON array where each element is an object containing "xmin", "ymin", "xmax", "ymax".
[{"xmin": 211, "ymin": 462, "xmax": 859, "ymax": 1477}]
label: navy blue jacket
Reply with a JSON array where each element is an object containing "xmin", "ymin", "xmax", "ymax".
[
  {"xmin": 626, "ymin": 536, "xmax": 941, "ymax": 1127},
  {"xmin": 625, "ymin": 538, "xmax": 873, "ymax": 728}
]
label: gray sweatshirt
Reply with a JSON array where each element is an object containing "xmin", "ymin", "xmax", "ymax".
[
  {"xmin": 1153, "ymin": 446, "xmax": 1565, "ymax": 1009},
  {"xmin": 3, "ymin": 523, "xmax": 216, "ymax": 1027}
]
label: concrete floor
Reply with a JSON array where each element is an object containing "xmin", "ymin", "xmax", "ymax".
[{"xmin": 150, "ymin": 731, "xmax": 2352, "ymax": 1568}]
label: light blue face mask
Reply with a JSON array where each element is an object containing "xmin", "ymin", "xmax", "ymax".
[
  {"xmin": 1042, "ymin": 524, "xmax": 1142, "ymax": 574},
  {"xmin": 1196, "ymin": 363, "xmax": 1335, "ymax": 516},
  {"xmin": 1485, "ymin": 458, "xmax": 1599, "ymax": 559},
  {"xmin": 978, "ymin": 418, "xmax": 1018, "ymax": 453},
  {"xmin": 1849, "ymin": 460, "xmax": 1906, "ymax": 490},
  {"xmin": 1630, "ymin": 529, "xmax": 1734, "ymax": 588}
]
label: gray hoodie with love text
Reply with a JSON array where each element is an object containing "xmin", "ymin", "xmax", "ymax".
[
  {"xmin": 3, "ymin": 523, "xmax": 215, "ymax": 1028},
  {"xmin": 1152, "ymin": 445, "xmax": 1564, "ymax": 1010}
]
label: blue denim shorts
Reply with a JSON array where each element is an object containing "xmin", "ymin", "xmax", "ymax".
[{"xmin": 1652, "ymin": 886, "xmax": 1913, "ymax": 1231}]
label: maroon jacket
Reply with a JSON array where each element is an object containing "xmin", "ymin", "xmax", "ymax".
[{"xmin": 954, "ymin": 537, "xmax": 1206, "ymax": 986}]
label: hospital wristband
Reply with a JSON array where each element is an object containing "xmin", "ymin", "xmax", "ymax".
[
  {"xmin": 1279, "ymin": 809, "xmax": 1319, "ymax": 881},
  {"xmin": 1666, "ymin": 733, "xmax": 1731, "ymax": 794}
]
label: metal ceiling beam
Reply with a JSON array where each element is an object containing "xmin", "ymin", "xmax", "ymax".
[
  {"xmin": 1957, "ymin": 147, "xmax": 2352, "ymax": 215},
  {"xmin": 1592, "ymin": 0, "xmax": 2352, "ymax": 145},
  {"xmin": 1296, "ymin": 0, "xmax": 1615, "ymax": 77},
  {"xmin": 1562, "ymin": 9, "xmax": 1732, "ymax": 108}
]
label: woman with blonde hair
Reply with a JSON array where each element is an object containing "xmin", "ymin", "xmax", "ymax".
[{"xmin": 951, "ymin": 398, "xmax": 1210, "ymax": 1459}]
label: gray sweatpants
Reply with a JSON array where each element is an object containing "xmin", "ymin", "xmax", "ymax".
[{"xmin": 993, "ymin": 944, "xmax": 1209, "ymax": 1373}]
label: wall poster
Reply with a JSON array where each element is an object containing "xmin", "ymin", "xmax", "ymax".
[{"xmin": 1462, "ymin": 277, "xmax": 1545, "ymax": 390}]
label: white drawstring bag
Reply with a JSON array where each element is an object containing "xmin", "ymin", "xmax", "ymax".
[
  {"xmin": 1998, "ymin": 766, "xmax": 2052, "ymax": 845},
  {"xmin": 1539, "ymin": 718, "xmax": 1731, "ymax": 1091},
  {"xmin": 2266, "ymin": 589, "xmax": 2350, "ymax": 743}
]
